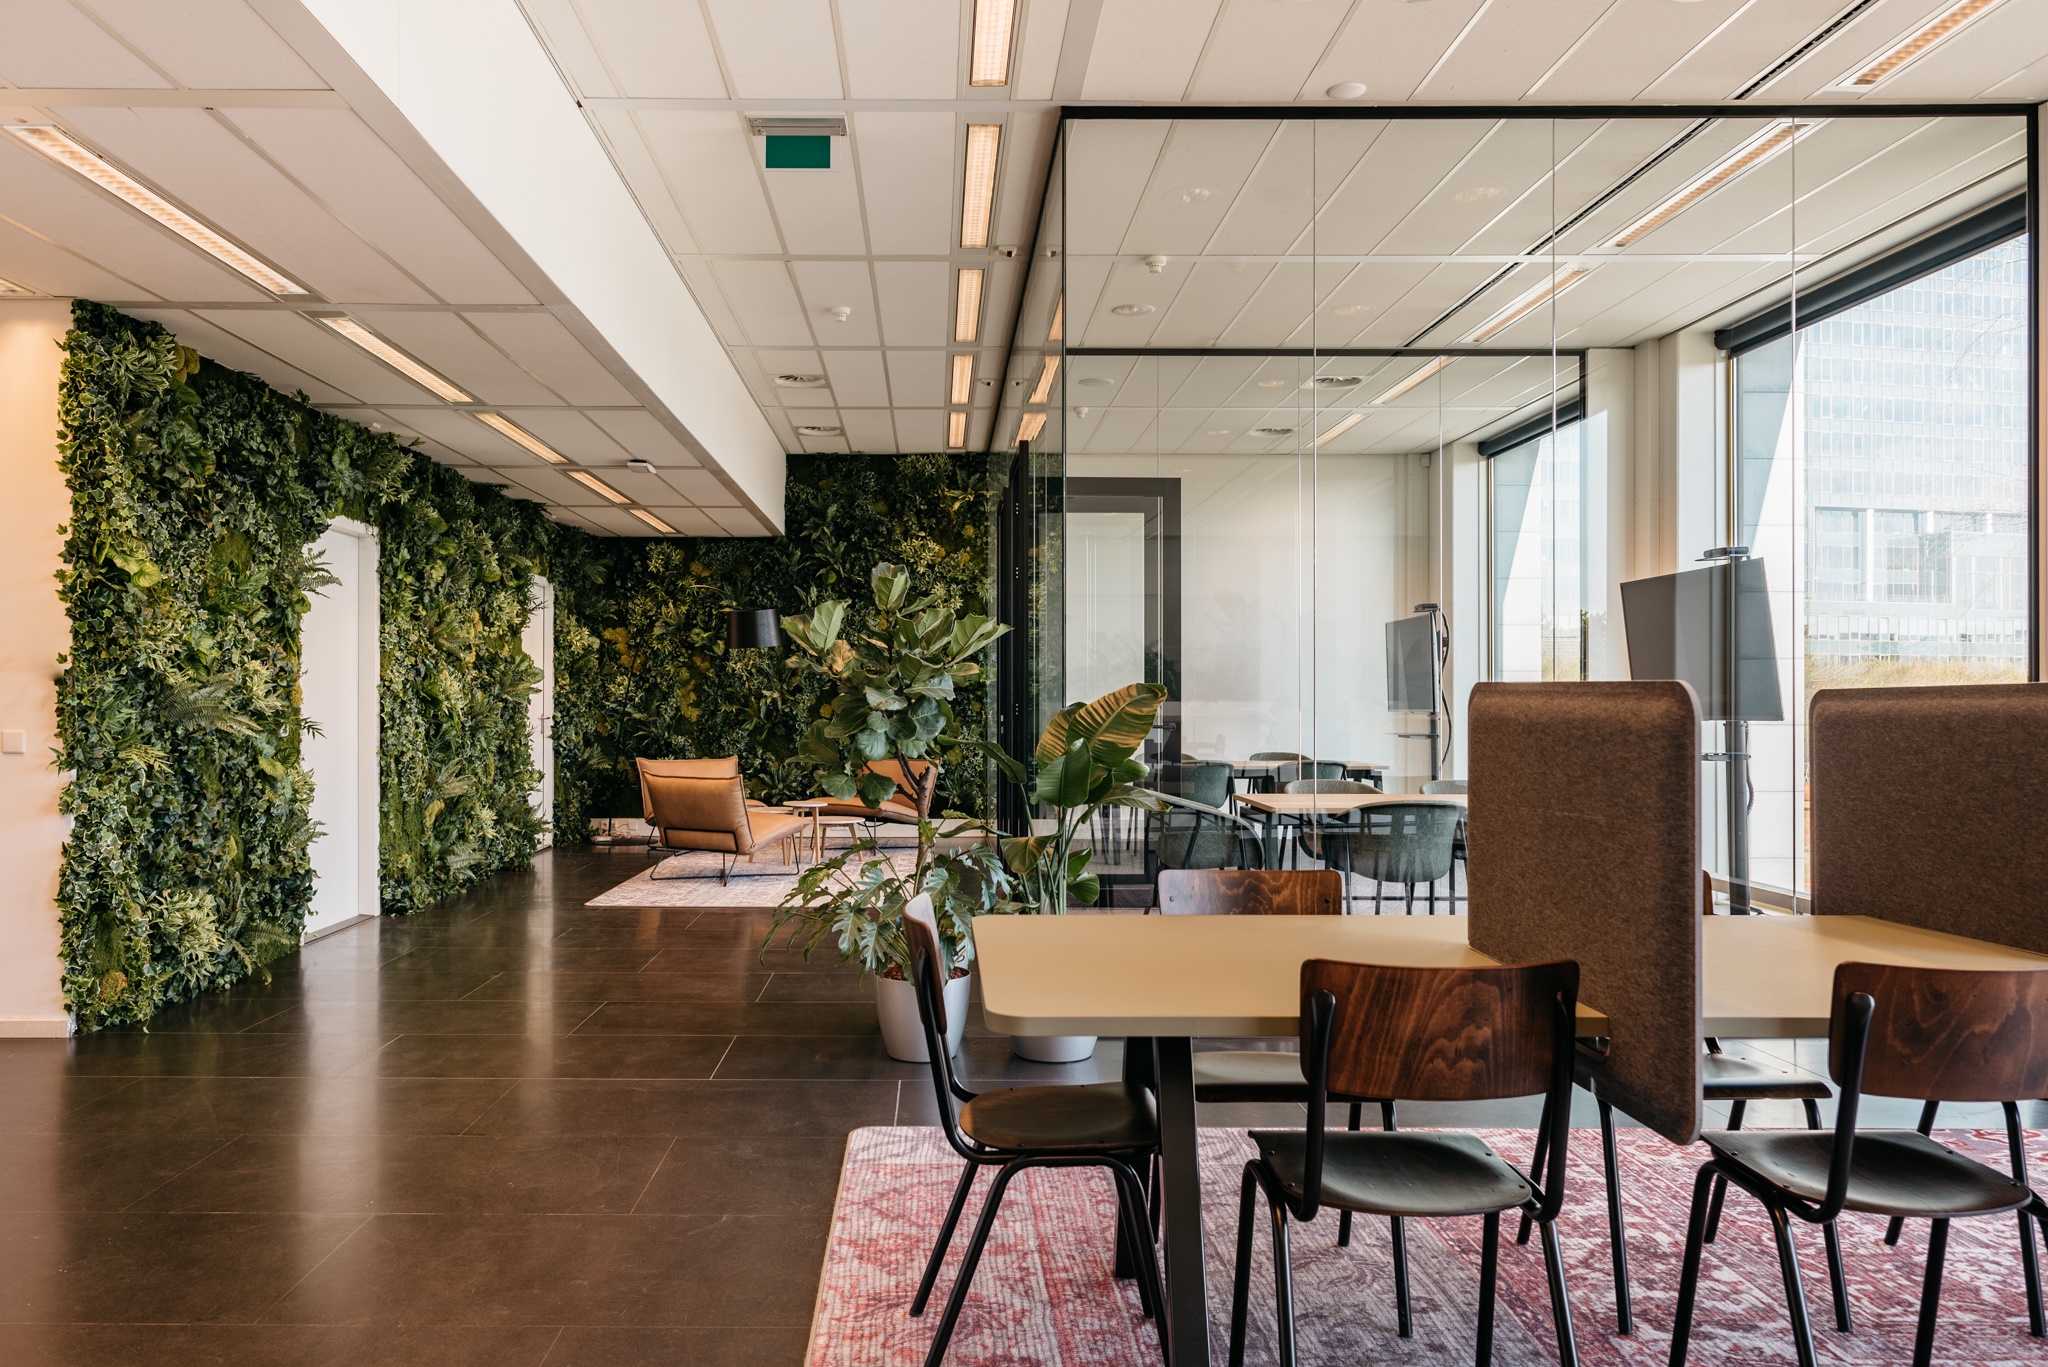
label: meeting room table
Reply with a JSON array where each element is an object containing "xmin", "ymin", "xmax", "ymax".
[
  {"xmin": 973, "ymin": 910, "xmax": 2048, "ymax": 1367},
  {"xmin": 1229, "ymin": 788, "xmax": 1465, "ymax": 869},
  {"xmin": 1187, "ymin": 757, "xmax": 1390, "ymax": 793}
]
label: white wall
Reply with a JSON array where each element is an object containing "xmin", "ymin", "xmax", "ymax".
[
  {"xmin": 301, "ymin": 518, "xmax": 381, "ymax": 938},
  {"xmin": 0, "ymin": 301, "xmax": 75, "ymax": 1036}
]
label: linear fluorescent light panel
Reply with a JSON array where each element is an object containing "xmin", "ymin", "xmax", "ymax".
[
  {"xmin": 948, "ymin": 411, "xmax": 969, "ymax": 448},
  {"xmin": 954, "ymin": 268, "xmax": 984, "ymax": 343},
  {"xmin": 1840, "ymin": 0, "xmax": 2004, "ymax": 87},
  {"xmin": 568, "ymin": 469, "xmax": 630, "ymax": 505},
  {"xmin": 1028, "ymin": 353, "xmax": 1061, "ymax": 405},
  {"xmin": 970, "ymin": 0, "xmax": 1015, "ymax": 86},
  {"xmin": 950, "ymin": 354, "xmax": 976, "ymax": 405},
  {"xmin": 1048, "ymin": 296, "xmax": 1064, "ymax": 343},
  {"xmin": 1464, "ymin": 267, "xmax": 1590, "ymax": 343},
  {"xmin": 1313, "ymin": 413, "xmax": 1366, "ymax": 448},
  {"xmin": 7, "ymin": 125, "xmax": 305, "ymax": 295},
  {"xmin": 475, "ymin": 412, "xmax": 565, "ymax": 463},
  {"xmin": 1611, "ymin": 121, "xmax": 1813, "ymax": 247},
  {"xmin": 1016, "ymin": 410, "xmax": 1047, "ymax": 444},
  {"xmin": 1372, "ymin": 356, "xmax": 1453, "ymax": 405},
  {"xmin": 961, "ymin": 124, "xmax": 1001, "ymax": 249},
  {"xmin": 319, "ymin": 317, "xmax": 472, "ymax": 402},
  {"xmin": 629, "ymin": 508, "xmax": 676, "ymax": 534}
]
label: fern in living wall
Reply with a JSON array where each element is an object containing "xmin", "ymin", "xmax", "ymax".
[{"xmin": 55, "ymin": 302, "xmax": 563, "ymax": 1029}]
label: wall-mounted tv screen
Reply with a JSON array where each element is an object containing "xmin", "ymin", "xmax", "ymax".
[
  {"xmin": 1386, "ymin": 614, "xmax": 1439, "ymax": 713},
  {"xmin": 1619, "ymin": 558, "xmax": 1784, "ymax": 722}
]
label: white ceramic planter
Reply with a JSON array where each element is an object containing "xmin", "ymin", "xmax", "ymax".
[
  {"xmin": 876, "ymin": 972, "xmax": 969, "ymax": 1063},
  {"xmin": 1011, "ymin": 1034, "xmax": 1098, "ymax": 1064}
]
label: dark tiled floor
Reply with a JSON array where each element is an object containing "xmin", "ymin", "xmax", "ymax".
[{"xmin": 3, "ymin": 846, "xmax": 2038, "ymax": 1367}]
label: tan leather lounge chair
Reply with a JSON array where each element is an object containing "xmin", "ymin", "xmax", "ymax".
[
  {"xmin": 636, "ymin": 757, "xmax": 809, "ymax": 884},
  {"xmin": 810, "ymin": 758, "xmax": 939, "ymax": 829}
]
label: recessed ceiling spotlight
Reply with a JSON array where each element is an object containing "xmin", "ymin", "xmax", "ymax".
[
  {"xmin": 795, "ymin": 424, "xmax": 843, "ymax": 436},
  {"xmin": 1077, "ymin": 376, "xmax": 1114, "ymax": 387},
  {"xmin": 1332, "ymin": 303, "xmax": 1371, "ymax": 316},
  {"xmin": 1326, "ymin": 82, "xmax": 1369, "ymax": 100},
  {"xmin": 1255, "ymin": 378, "xmax": 1290, "ymax": 388},
  {"xmin": 1453, "ymin": 186, "xmax": 1503, "ymax": 203},
  {"xmin": 1302, "ymin": 375, "xmax": 1364, "ymax": 389},
  {"xmin": 1252, "ymin": 427, "xmax": 1295, "ymax": 437},
  {"xmin": 774, "ymin": 373, "xmax": 827, "ymax": 388},
  {"xmin": 1110, "ymin": 303, "xmax": 1155, "ymax": 316}
]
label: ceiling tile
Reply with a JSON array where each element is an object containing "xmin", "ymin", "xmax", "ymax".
[
  {"xmin": 872, "ymin": 261, "xmax": 948, "ymax": 348},
  {"xmin": 573, "ymin": 0, "xmax": 729, "ymax": 97},
  {"xmin": 462, "ymin": 312, "xmax": 637, "ymax": 406},
  {"xmin": 1187, "ymin": 0, "xmax": 1349, "ymax": 101},
  {"xmin": 1416, "ymin": 0, "xmax": 1629, "ymax": 101},
  {"xmin": 494, "ymin": 408, "xmax": 631, "ymax": 463},
  {"xmin": 702, "ymin": 0, "xmax": 843, "ymax": 99},
  {"xmin": 886, "ymin": 350, "xmax": 945, "ymax": 408},
  {"xmin": 790, "ymin": 260, "xmax": 880, "ymax": 345},
  {"xmin": 839, "ymin": 409, "xmax": 898, "ymax": 453},
  {"xmin": 587, "ymin": 112, "xmax": 699, "ymax": 255},
  {"xmin": 383, "ymin": 406, "xmax": 537, "ymax": 463},
  {"xmin": 127, "ymin": 308, "xmax": 356, "ymax": 404},
  {"xmin": 89, "ymin": 0, "xmax": 327, "ymax": 89},
  {"xmin": 593, "ymin": 468, "xmax": 674, "ymax": 504},
  {"xmin": 652, "ymin": 507, "xmax": 729, "ymax": 536},
  {"xmin": 894, "ymin": 408, "xmax": 946, "ymax": 452},
  {"xmin": 0, "ymin": 1, "xmax": 171, "ymax": 87},
  {"xmin": 587, "ymin": 408, "xmax": 706, "ymax": 468},
  {"xmin": 761, "ymin": 154, "xmax": 869, "ymax": 255},
  {"xmin": 707, "ymin": 507, "xmax": 773, "ymax": 536},
  {"xmin": 583, "ymin": 504, "xmax": 660, "ymax": 535},
  {"xmin": 851, "ymin": 113, "xmax": 956, "ymax": 256},
  {"xmin": 517, "ymin": 0, "xmax": 618, "ymax": 97},
  {"xmin": 711, "ymin": 260, "xmax": 816, "ymax": 348},
  {"xmin": 635, "ymin": 111, "xmax": 781, "ymax": 255},
  {"xmin": 225, "ymin": 109, "xmax": 536, "ymax": 306},
  {"xmin": 0, "ymin": 214, "xmax": 150, "ymax": 300},
  {"xmin": 353, "ymin": 310, "xmax": 558, "ymax": 404},
  {"xmin": 1084, "ymin": 0, "xmax": 1226, "ymax": 101},
  {"xmin": 822, "ymin": 348, "xmax": 890, "ymax": 407},
  {"xmin": 842, "ymin": 0, "xmax": 959, "ymax": 98},
  {"xmin": 1303, "ymin": 0, "xmax": 1487, "ymax": 103},
  {"xmin": 660, "ymin": 469, "xmax": 738, "ymax": 505},
  {"xmin": 196, "ymin": 308, "xmax": 434, "ymax": 403}
]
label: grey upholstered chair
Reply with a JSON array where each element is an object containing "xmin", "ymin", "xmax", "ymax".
[
  {"xmin": 1299, "ymin": 799, "xmax": 1460, "ymax": 915},
  {"xmin": 1144, "ymin": 791, "xmax": 1264, "ymax": 907},
  {"xmin": 1421, "ymin": 778, "xmax": 1469, "ymax": 901}
]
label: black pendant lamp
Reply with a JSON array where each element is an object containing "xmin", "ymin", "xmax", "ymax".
[{"xmin": 726, "ymin": 608, "xmax": 783, "ymax": 650}]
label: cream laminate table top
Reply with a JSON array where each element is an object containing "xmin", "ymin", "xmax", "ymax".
[
  {"xmin": 1230, "ymin": 791, "xmax": 1466, "ymax": 816},
  {"xmin": 974, "ymin": 912, "xmax": 2048, "ymax": 1040}
]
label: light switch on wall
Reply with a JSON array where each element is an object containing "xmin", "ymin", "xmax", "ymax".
[{"xmin": 1, "ymin": 731, "xmax": 27, "ymax": 754}]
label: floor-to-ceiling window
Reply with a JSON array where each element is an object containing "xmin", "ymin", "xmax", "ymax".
[
  {"xmin": 1490, "ymin": 419, "xmax": 1593, "ymax": 682},
  {"xmin": 1734, "ymin": 230, "xmax": 2031, "ymax": 893}
]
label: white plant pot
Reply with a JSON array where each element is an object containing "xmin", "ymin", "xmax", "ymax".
[
  {"xmin": 876, "ymin": 972, "xmax": 969, "ymax": 1064},
  {"xmin": 1011, "ymin": 1033, "xmax": 1098, "ymax": 1064}
]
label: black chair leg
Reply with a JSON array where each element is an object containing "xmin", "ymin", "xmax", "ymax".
[
  {"xmin": 1704, "ymin": 1098, "xmax": 1747, "ymax": 1245},
  {"xmin": 1391, "ymin": 1213, "xmax": 1413, "ymax": 1337},
  {"xmin": 1109, "ymin": 1160, "xmax": 1169, "ymax": 1359},
  {"xmin": 1109, "ymin": 1166, "xmax": 1158, "ymax": 1322},
  {"xmin": 924, "ymin": 1160, "xmax": 1026, "ymax": 1367},
  {"xmin": 1914, "ymin": 1218, "xmax": 1950, "ymax": 1367},
  {"xmin": 1821, "ymin": 1220, "xmax": 1851, "ymax": 1333},
  {"xmin": 912, "ymin": 1160, "xmax": 980, "ymax": 1316},
  {"xmin": 1338, "ymin": 1101, "xmax": 1361, "ymax": 1248},
  {"xmin": 1537, "ymin": 1215, "xmax": 1581, "ymax": 1367},
  {"xmin": 1477, "ymin": 1211, "xmax": 1501, "ymax": 1367},
  {"xmin": 1767, "ymin": 1205, "xmax": 1821, "ymax": 1367},
  {"xmin": 2006, "ymin": 1100, "xmax": 2046, "ymax": 1336},
  {"xmin": 1229, "ymin": 1165, "xmax": 1259, "ymax": 1367},
  {"xmin": 1597, "ymin": 1096, "xmax": 1633, "ymax": 1334},
  {"xmin": 1669, "ymin": 1165, "xmax": 1718, "ymax": 1367},
  {"xmin": 1887, "ymin": 1099, "xmax": 1941, "ymax": 1246},
  {"xmin": 1517, "ymin": 1114, "xmax": 1551, "ymax": 1246},
  {"xmin": 1269, "ymin": 1191, "xmax": 1299, "ymax": 1367}
]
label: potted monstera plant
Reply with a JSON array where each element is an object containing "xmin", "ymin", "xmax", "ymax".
[
  {"xmin": 973, "ymin": 681, "xmax": 1170, "ymax": 1061},
  {"xmin": 764, "ymin": 563, "xmax": 1018, "ymax": 1062}
]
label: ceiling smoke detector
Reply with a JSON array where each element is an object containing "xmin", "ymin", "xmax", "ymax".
[
  {"xmin": 626, "ymin": 459, "xmax": 656, "ymax": 474},
  {"xmin": 1110, "ymin": 303, "xmax": 1155, "ymax": 316},
  {"xmin": 774, "ymin": 373, "xmax": 827, "ymax": 388},
  {"xmin": 795, "ymin": 424, "xmax": 842, "ymax": 436},
  {"xmin": 1326, "ymin": 81, "xmax": 1368, "ymax": 100},
  {"xmin": 1077, "ymin": 376, "xmax": 1114, "ymax": 387}
]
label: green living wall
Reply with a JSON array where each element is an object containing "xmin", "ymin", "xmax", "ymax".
[
  {"xmin": 548, "ymin": 451, "xmax": 1002, "ymax": 841},
  {"xmin": 56, "ymin": 302, "xmax": 564, "ymax": 1029}
]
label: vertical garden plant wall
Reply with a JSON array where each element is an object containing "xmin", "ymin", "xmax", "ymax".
[
  {"xmin": 56, "ymin": 303, "xmax": 562, "ymax": 1029},
  {"xmin": 548, "ymin": 452, "xmax": 1002, "ymax": 840}
]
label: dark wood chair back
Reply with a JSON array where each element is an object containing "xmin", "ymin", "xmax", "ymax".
[
  {"xmin": 1303, "ymin": 958, "xmax": 1579, "ymax": 1103},
  {"xmin": 1157, "ymin": 869, "xmax": 1341, "ymax": 916},
  {"xmin": 1831, "ymin": 963, "xmax": 2048, "ymax": 1104}
]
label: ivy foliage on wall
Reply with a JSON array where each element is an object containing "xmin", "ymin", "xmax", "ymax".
[
  {"xmin": 56, "ymin": 302, "xmax": 559, "ymax": 1029},
  {"xmin": 549, "ymin": 452, "xmax": 1001, "ymax": 841}
]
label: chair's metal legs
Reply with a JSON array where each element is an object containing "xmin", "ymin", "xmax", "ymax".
[
  {"xmin": 1768, "ymin": 1204, "xmax": 1821, "ymax": 1367},
  {"xmin": 1338, "ymin": 1101, "xmax": 1361, "ymax": 1248},
  {"xmin": 1269, "ymin": 1190, "xmax": 1299, "ymax": 1367},
  {"xmin": 912, "ymin": 1161, "xmax": 980, "ymax": 1316},
  {"xmin": 1228, "ymin": 1165, "xmax": 1259, "ymax": 1367},
  {"xmin": 1668, "ymin": 1165, "xmax": 1718, "ymax": 1367},
  {"xmin": 1888, "ymin": 1099, "xmax": 1942, "ymax": 1246},
  {"xmin": 2005, "ymin": 1100, "xmax": 2046, "ymax": 1336},
  {"xmin": 1477, "ymin": 1211, "xmax": 1501, "ymax": 1367},
  {"xmin": 1109, "ymin": 1160, "xmax": 1169, "ymax": 1351},
  {"xmin": 1404, "ymin": 883, "xmax": 1415, "ymax": 914},
  {"xmin": 1537, "ymin": 1213, "xmax": 1582, "ymax": 1367},
  {"xmin": 1821, "ymin": 1219, "xmax": 1852, "ymax": 1333},
  {"xmin": 924, "ymin": 1160, "xmax": 1025, "ymax": 1367},
  {"xmin": 1914, "ymin": 1218, "xmax": 1950, "ymax": 1367},
  {"xmin": 1391, "ymin": 1212, "xmax": 1413, "ymax": 1337},
  {"xmin": 1517, "ymin": 1116, "xmax": 1550, "ymax": 1246},
  {"xmin": 1597, "ymin": 1096, "xmax": 1633, "ymax": 1334},
  {"xmin": 1704, "ymin": 1098, "xmax": 1747, "ymax": 1245}
]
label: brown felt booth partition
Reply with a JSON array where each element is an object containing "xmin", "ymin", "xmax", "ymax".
[
  {"xmin": 1810, "ymin": 683, "xmax": 2048, "ymax": 954},
  {"xmin": 1467, "ymin": 681, "xmax": 1703, "ymax": 1144}
]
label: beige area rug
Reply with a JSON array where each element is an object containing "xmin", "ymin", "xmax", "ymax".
[{"xmin": 586, "ymin": 843, "xmax": 921, "ymax": 908}]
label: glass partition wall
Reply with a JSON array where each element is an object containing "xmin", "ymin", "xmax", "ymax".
[{"xmin": 994, "ymin": 108, "xmax": 2037, "ymax": 907}]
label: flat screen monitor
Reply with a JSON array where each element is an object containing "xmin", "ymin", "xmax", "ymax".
[
  {"xmin": 1386, "ymin": 614, "xmax": 1438, "ymax": 713},
  {"xmin": 1619, "ymin": 558, "xmax": 1784, "ymax": 722}
]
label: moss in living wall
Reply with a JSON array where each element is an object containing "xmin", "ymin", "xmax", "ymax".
[
  {"xmin": 548, "ymin": 452, "xmax": 1002, "ymax": 840},
  {"xmin": 55, "ymin": 302, "xmax": 568, "ymax": 1029}
]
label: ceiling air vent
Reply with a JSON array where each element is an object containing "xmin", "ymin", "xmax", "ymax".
[
  {"xmin": 1252, "ymin": 427, "xmax": 1296, "ymax": 437},
  {"xmin": 795, "ymin": 425, "xmax": 842, "ymax": 436},
  {"xmin": 774, "ymin": 374, "xmax": 827, "ymax": 388}
]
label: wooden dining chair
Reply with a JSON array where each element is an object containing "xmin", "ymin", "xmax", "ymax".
[
  {"xmin": 1528, "ymin": 869, "xmax": 1837, "ymax": 1337},
  {"xmin": 1668, "ymin": 963, "xmax": 2048, "ymax": 1367},
  {"xmin": 900, "ymin": 897, "xmax": 1167, "ymax": 1367},
  {"xmin": 1228, "ymin": 958, "xmax": 1583, "ymax": 1367},
  {"xmin": 1160, "ymin": 870, "xmax": 1390, "ymax": 1252}
]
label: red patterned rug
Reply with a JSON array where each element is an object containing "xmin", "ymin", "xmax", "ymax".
[{"xmin": 809, "ymin": 1126, "xmax": 2048, "ymax": 1365}]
